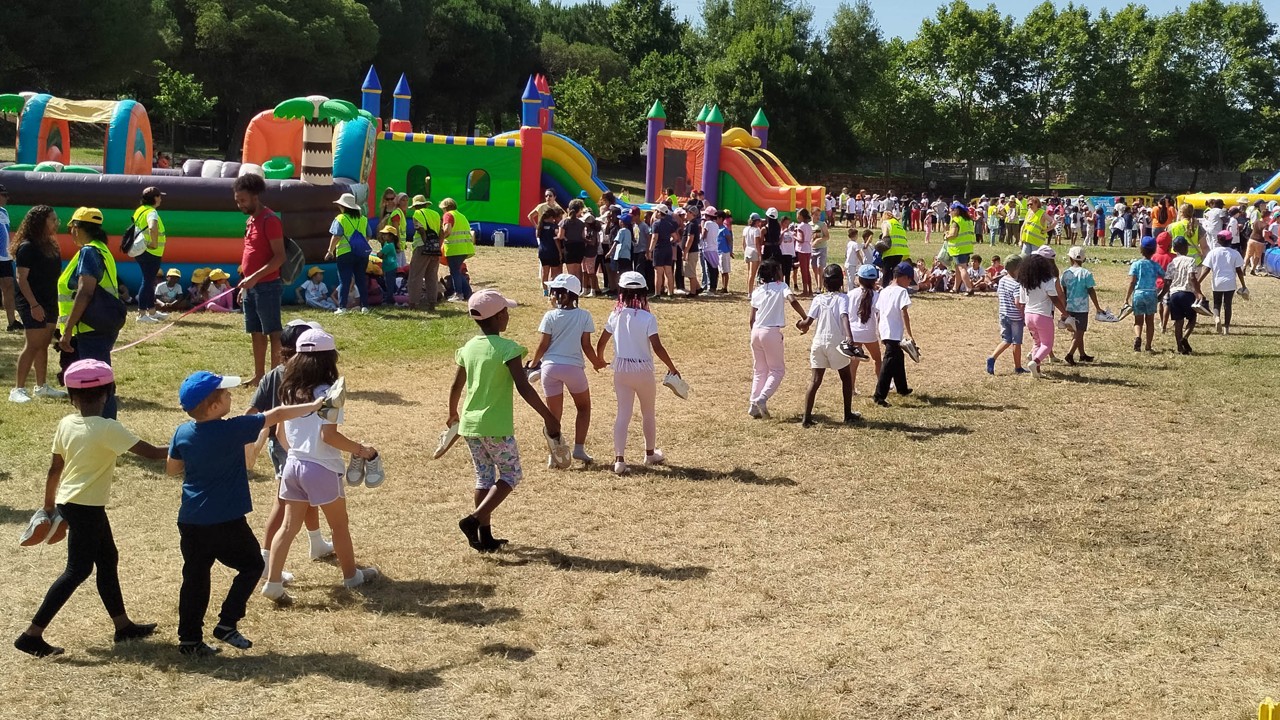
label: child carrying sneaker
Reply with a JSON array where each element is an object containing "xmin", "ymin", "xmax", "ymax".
[
  {"xmin": 15, "ymin": 360, "xmax": 168, "ymax": 657},
  {"xmin": 595, "ymin": 272, "xmax": 681, "ymax": 475},
  {"xmin": 167, "ymin": 370, "xmax": 324, "ymax": 656},
  {"xmin": 796, "ymin": 265, "xmax": 862, "ymax": 427},
  {"xmin": 1159, "ymin": 236, "xmax": 1206, "ymax": 354},
  {"xmin": 530, "ymin": 273, "xmax": 607, "ymax": 466},
  {"xmin": 873, "ymin": 261, "xmax": 917, "ymax": 406},
  {"xmin": 986, "ymin": 255, "xmax": 1026, "ymax": 375},
  {"xmin": 747, "ymin": 259, "xmax": 808, "ymax": 418},
  {"xmin": 262, "ymin": 328, "xmax": 382, "ymax": 605},
  {"xmin": 448, "ymin": 289, "xmax": 562, "ymax": 551},
  {"xmin": 1061, "ymin": 246, "xmax": 1105, "ymax": 365},
  {"xmin": 1123, "ymin": 236, "xmax": 1163, "ymax": 352}
]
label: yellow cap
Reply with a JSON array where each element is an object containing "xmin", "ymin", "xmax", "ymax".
[
  {"xmin": 71, "ymin": 207, "xmax": 103, "ymax": 224},
  {"xmin": 209, "ymin": 269, "xmax": 230, "ymax": 281},
  {"xmin": 307, "ymin": 266, "xmax": 324, "ymax": 278},
  {"xmin": 165, "ymin": 268, "xmax": 181, "ymax": 278},
  {"xmin": 192, "ymin": 268, "xmax": 210, "ymax": 283},
  {"xmin": 379, "ymin": 224, "xmax": 398, "ymax": 235}
]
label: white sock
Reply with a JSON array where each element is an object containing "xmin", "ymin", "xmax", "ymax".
[
  {"xmin": 343, "ymin": 569, "xmax": 365, "ymax": 588},
  {"xmin": 261, "ymin": 581, "xmax": 285, "ymax": 598},
  {"xmin": 261, "ymin": 548, "xmax": 269, "ymax": 562},
  {"xmin": 308, "ymin": 529, "xmax": 325, "ymax": 549}
]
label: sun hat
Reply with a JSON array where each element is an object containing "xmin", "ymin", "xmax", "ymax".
[
  {"xmin": 378, "ymin": 224, "xmax": 399, "ymax": 236},
  {"xmin": 64, "ymin": 359, "xmax": 114, "ymax": 389},
  {"xmin": 618, "ymin": 271, "xmax": 647, "ymax": 289},
  {"xmin": 950, "ymin": 202, "xmax": 966, "ymax": 211},
  {"xmin": 1034, "ymin": 245, "xmax": 1056, "ymax": 259},
  {"xmin": 411, "ymin": 195, "xmax": 431, "ymax": 208},
  {"xmin": 468, "ymin": 289, "xmax": 518, "ymax": 320},
  {"xmin": 333, "ymin": 193, "xmax": 360, "ymax": 211},
  {"xmin": 655, "ymin": 204, "xmax": 671, "ymax": 215},
  {"xmin": 766, "ymin": 207, "xmax": 778, "ymax": 219},
  {"xmin": 179, "ymin": 371, "xmax": 241, "ymax": 411},
  {"xmin": 857, "ymin": 264, "xmax": 880, "ymax": 280},
  {"xmin": 701, "ymin": 205, "xmax": 718, "ymax": 217},
  {"xmin": 545, "ymin": 272, "xmax": 583, "ymax": 295},
  {"xmin": 395, "ymin": 192, "xmax": 409, "ymax": 202},
  {"xmin": 1067, "ymin": 246, "xmax": 1085, "ymax": 261},
  {"xmin": 894, "ymin": 260, "xmax": 914, "ymax": 277},
  {"xmin": 296, "ymin": 328, "xmax": 336, "ymax": 353},
  {"xmin": 192, "ymin": 268, "xmax": 210, "ymax": 284},
  {"xmin": 165, "ymin": 268, "xmax": 182, "ymax": 278},
  {"xmin": 307, "ymin": 266, "xmax": 324, "ymax": 279},
  {"xmin": 209, "ymin": 269, "xmax": 230, "ymax": 281},
  {"xmin": 70, "ymin": 207, "xmax": 103, "ymax": 224}
]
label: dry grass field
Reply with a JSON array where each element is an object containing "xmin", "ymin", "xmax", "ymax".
[{"xmin": 2, "ymin": 231, "xmax": 1279, "ymax": 720}]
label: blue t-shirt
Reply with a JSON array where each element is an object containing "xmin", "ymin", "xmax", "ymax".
[
  {"xmin": 0, "ymin": 207, "xmax": 10, "ymax": 261},
  {"xmin": 170, "ymin": 414, "xmax": 266, "ymax": 525},
  {"xmin": 70, "ymin": 244, "xmax": 107, "ymax": 290},
  {"xmin": 538, "ymin": 308, "xmax": 595, "ymax": 367},
  {"xmin": 717, "ymin": 227, "xmax": 733, "ymax": 254},
  {"xmin": 652, "ymin": 216, "xmax": 678, "ymax": 247},
  {"xmin": 1129, "ymin": 257, "xmax": 1162, "ymax": 292},
  {"xmin": 1061, "ymin": 266, "xmax": 1095, "ymax": 313}
]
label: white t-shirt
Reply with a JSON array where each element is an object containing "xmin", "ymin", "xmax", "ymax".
[
  {"xmin": 780, "ymin": 228, "xmax": 796, "ymax": 256},
  {"xmin": 844, "ymin": 241, "xmax": 862, "ymax": 274},
  {"xmin": 848, "ymin": 198, "xmax": 858, "ymax": 213},
  {"xmin": 751, "ymin": 282, "xmax": 794, "ymax": 328},
  {"xmin": 1017, "ymin": 278, "xmax": 1058, "ymax": 318},
  {"xmin": 538, "ymin": 307, "xmax": 595, "ymax": 367},
  {"xmin": 847, "ymin": 287, "xmax": 880, "ymax": 343},
  {"xmin": 283, "ymin": 385, "xmax": 346, "ymax": 474},
  {"xmin": 875, "ymin": 284, "xmax": 911, "ymax": 341},
  {"xmin": 743, "ymin": 225, "xmax": 758, "ymax": 254},
  {"xmin": 1201, "ymin": 246, "xmax": 1243, "ymax": 291},
  {"xmin": 701, "ymin": 220, "xmax": 719, "ymax": 252},
  {"xmin": 1165, "ymin": 255, "xmax": 1198, "ymax": 294},
  {"xmin": 795, "ymin": 222, "xmax": 813, "ymax": 254},
  {"xmin": 604, "ymin": 308, "xmax": 657, "ymax": 362},
  {"xmin": 806, "ymin": 292, "xmax": 847, "ymax": 342},
  {"xmin": 1202, "ymin": 207, "xmax": 1226, "ymax": 237},
  {"xmin": 301, "ymin": 280, "xmax": 329, "ymax": 304}
]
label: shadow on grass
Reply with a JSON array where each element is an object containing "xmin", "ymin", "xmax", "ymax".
[
  {"xmin": 116, "ymin": 395, "xmax": 173, "ymax": 412},
  {"xmin": 489, "ymin": 546, "xmax": 711, "ymax": 581},
  {"xmin": 285, "ymin": 577, "xmax": 520, "ymax": 627},
  {"xmin": 859, "ymin": 419, "xmax": 972, "ymax": 440},
  {"xmin": 0, "ymin": 502, "xmax": 34, "ymax": 524},
  {"xmin": 911, "ymin": 393, "xmax": 1022, "ymax": 411},
  {"xmin": 1052, "ymin": 373, "xmax": 1144, "ymax": 388},
  {"xmin": 635, "ymin": 463, "xmax": 797, "ymax": 487},
  {"xmin": 71, "ymin": 645, "xmax": 444, "ymax": 691},
  {"xmin": 347, "ymin": 389, "xmax": 415, "ymax": 405},
  {"xmin": 479, "ymin": 643, "xmax": 536, "ymax": 662}
]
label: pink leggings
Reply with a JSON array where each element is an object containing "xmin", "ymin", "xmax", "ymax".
[
  {"xmin": 1025, "ymin": 312, "xmax": 1055, "ymax": 363},
  {"xmin": 613, "ymin": 370, "xmax": 656, "ymax": 457},
  {"xmin": 750, "ymin": 326, "xmax": 785, "ymax": 402}
]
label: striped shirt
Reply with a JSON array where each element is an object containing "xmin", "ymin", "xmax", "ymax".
[{"xmin": 996, "ymin": 275, "xmax": 1023, "ymax": 319}]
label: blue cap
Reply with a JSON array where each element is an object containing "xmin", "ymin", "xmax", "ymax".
[
  {"xmin": 857, "ymin": 264, "xmax": 880, "ymax": 280},
  {"xmin": 1140, "ymin": 235, "xmax": 1156, "ymax": 251},
  {"xmin": 895, "ymin": 260, "xmax": 915, "ymax": 277},
  {"xmin": 950, "ymin": 202, "xmax": 966, "ymax": 210},
  {"xmin": 179, "ymin": 371, "xmax": 241, "ymax": 412}
]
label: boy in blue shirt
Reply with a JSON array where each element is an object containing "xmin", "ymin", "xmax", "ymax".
[
  {"xmin": 1123, "ymin": 236, "xmax": 1163, "ymax": 353},
  {"xmin": 716, "ymin": 213, "xmax": 734, "ymax": 293},
  {"xmin": 167, "ymin": 370, "xmax": 322, "ymax": 656}
]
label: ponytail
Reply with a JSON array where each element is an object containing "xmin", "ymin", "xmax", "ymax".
[{"xmin": 857, "ymin": 276, "xmax": 875, "ymax": 324}]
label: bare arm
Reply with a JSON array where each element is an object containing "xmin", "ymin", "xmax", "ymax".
[
  {"xmin": 128, "ymin": 440, "xmax": 169, "ymax": 461},
  {"xmin": 649, "ymin": 334, "xmax": 679, "ymax": 376},
  {"xmin": 447, "ymin": 365, "xmax": 466, "ymax": 426},
  {"xmin": 1124, "ymin": 275, "xmax": 1137, "ymax": 305},
  {"xmin": 595, "ymin": 329, "xmax": 612, "ymax": 363},
  {"xmin": 788, "ymin": 297, "xmax": 807, "ymax": 319},
  {"xmin": 15, "ymin": 267, "xmax": 45, "ymax": 323},
  {"xmin": 325, "ymin": 233, "xmax": 342, "ymax": 261},
  {"xmin": 166, "ymin": 457, "xmax": 184, "ymax": 476},
  {"xmin": 42, "ymin": 454, "xmax": 64, "ymax": 512},
  {"xmin": 581, "ymin": 332, "xmax": 606, "ymax": 371},
  {"xmin": 507, "ymin": 357, "xmax": 561, "ymax": 437},
  {"xmin": 901, "ymin": 307, "xmax": 913, "ymax": 341},
  {"xmin": 320, "ymin": 424, "xmax": 376, "ymax": 460},
  {"xmin": 530, "ymin": 332, "xmax": 552, "ymax": 366},
  {"xmin": 261, "ymin": 397, "xmax": 325, "ymax": 428}
]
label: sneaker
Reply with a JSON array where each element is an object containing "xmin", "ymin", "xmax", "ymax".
[
  {"xmin": 363, "ymin": 453, "xmax": 384, "ymax": 488},
  {"xmin": 1095, "ymin": 309, "xmax": 1119, "ymax": 323},
  {"xmin": 33, "ymin": 385, "xmax": 67, "ymax": 399},
  {"xmin": 985, "ymin": 357, "xmax": 995, "ymax": 375},
  {"xmin": 346, "ymin": 455, "xmax": 367, "ymax": 487},
  {"xmin": 179, "ymin": 642, "xmax": 221, "ymax": 657},
  {"xmin": 6, "ymin": 321, "xmax": 23, "ymax": 333},
  {"xmin": 14, "ymin": 633, "xmax": 63, "ymax": 657},
  {"xmin": 644, "ymin": 449, "xmax": 665, "ymax": 466},
  {"xmin": 1014, "ymin": 367, "xmax": 1029, "ymax": 375},
  {"xmin": 747, "ymin": 402, "xmax": 761, "ymax": 418},
  {"xmin": 113, "ymin": 622, "xmax": 158, "ymax": 643},
  {"xmin": 1028, "ymin": 360, "xmax": 1041, "ymax": 379},
  {"xmin": 344, "ymin": 567, "xmax": 379, "ymax": 589},
  {"xmin": 1133, "ymin": 337, "xmax": 1142, "ymax": 352},
  {"xmin": 310, "ymin": 539, "xmax": 335, "ymax": 561},
  {"xmin": 260, "ymin": 582, "xmax": 293, "ymax": 606},
  {"xmin": 334, "ymin": 308, "xmax": 348, "ymax": 315},
  {"xmin": 756, "ymin": 398, "xmax": 770, "ymax": 418},
  {"xmin": 1222, "ymin": 326, "xmax": 1230, "ymax": 336},
  {"xmin": 45, "ymin": 509, "xmax": 66, "ymax": 544},
  {"xmin": 1064, "ymin": 354, "xmax": 1076, "ymax": 366},
  {"xmin": 152, "ymin": 312, "xmax": 169, "ymax": 321},
  {"xmin": 19, "ymin": 509, "xmax": 52, "ymax": 546},
  {"xmin": 1079, "ymin": 353, "xmax": 1095, "ymax": 363},
  {"xmin": 1116, "ymin": 303, "xmax": 1133, "ymax": 321},
  {"xmin": 613, "ymin": 461, "xmax": 629, "ymax": 476},
  {"xmin": 1214, "ymin": 314, "xmax": 1222, "ymax": 333},
  {"xmin": 433, "ymin": 423, "xmax": 460, "ymax": 459},
  {"xmin": 901, "ymin": 338, "xmax": 921, "ymax": 363},
  {"xmin": 572, "ymin": 447, "xmax": 594, "ymax": 464},
  {"xmin": 136, "ymin": 315, "xmax": 160, "ymax": 324},
  {"xmin": 212, "ymin": 625, "xmax": 253, "ymax": 649},
  {"xmin": 359, "ymin": 307, "xmax": 371, "ymax": 314},
  {"xmin": 9, "ymin": 387, "xmax": 32, "ymax": 403}
]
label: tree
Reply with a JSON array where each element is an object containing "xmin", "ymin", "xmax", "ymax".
[
  {"xmin": 850, "ymin": 38, "xmax": 934, "ymax": 176},
  {"xmin": 604, "ymin": 0, "xmax": 682, "ymax": 66},
  {"xmin": 1083, "ymin": 6, "xmax": 1153, "ymax": 190},
  {"xmin": 541, "ymin": 34, "xmax": 628, "ymax": 83},
  {"xmin": 825, "ymin": 0, "xmax": 891, "ymax": 169},
  {"xmin": 553, "ymin": 71, "xmax": 638, "ymax": 163},
  {"xmin": 151, "ymin": 62, "xmax": 218, "ymax": 153}
]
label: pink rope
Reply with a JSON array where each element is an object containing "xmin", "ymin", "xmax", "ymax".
[{"xmin": 111, "ymin": 287, "xmax": 237, "ymax": 354}]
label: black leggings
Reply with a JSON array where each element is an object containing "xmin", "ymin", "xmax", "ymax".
[
  {"xmin": 31, "ymin": 503, "xmax": 126, "ymax": 629},
  {"xmin": 177, "ymin": 518, "xmax": 264, "ymax": 643},
  {"xmin": 875, "ymin": 339, "xmax": 910, "ymax": 402},
  {"xmin": 1213, "ymin": 290, "xmax": 1234, "ymax": 326}
]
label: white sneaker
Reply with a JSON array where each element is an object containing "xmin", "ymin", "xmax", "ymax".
[
  {"xmin": 572, "ymin": 447, "xmax": 594, "ymax": 464},
  {"xmin": 1029, "ymin": 360, "xmax": 1041, "ymax": 379},
  {"xmin": 9, "ymin": 387, "xmax": 32, "ymax": 403},
  {"xmin": 260, "ymin": 582, "xmax": 293, "ymax": 606},
  {"xmin": 363, "ymin": 453, "xmax": 385, "ymax": 488},
  {"xmin": 747, "ymin": 402, "xmax": 761, "ymax": 418},
  {"xmin": 359, "ymin": 307, "xmax": 371, "ymax": 314},
  {"xmin": 34, "ymin": 384, "xmax": 67, "ymax": 399},
  {"xmin": 309, "ymin": 540, "xmax": 335, "ymax": 561},
  {"xmin": 1214, "ymin": 314, "xmax": 1222, "ymax": 332},
  {"xmin": 613, "ymin": 461, "xmax": 629, "ymax": 476},
  {"xmin": 346, "ymin": 455, "xmax": 366, "ymax": 487},
  {"xmin": 644, "ymin": 449, "xmax": 666, "ymax": 466},
  {"xmin": 756, "ymin": 398, "xmax": 770, "ymax": 418},
  {"xmin": 260, "ymin": 568, "xmax": 295, "ymax": 584},
  {"xmin": 334, "ymin": 308, "xmax": 348, "ymax": 315},
  {"xmin": 136, "ymin": 315, "xmax": 159, "ymax": 324},
  {"xmin": 152, "ymin": 312, "xmax": 169, "ymax": 321},
  {"xmin": 343, "ymin": 567, "xmax": 379, "ymax": 589}
]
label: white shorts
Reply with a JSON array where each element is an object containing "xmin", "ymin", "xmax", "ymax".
[
  {"xmin": 810, "ymin": 340, "xmax": 850, "ymax": 370},
  {"xmin": 718, "ymin": 253, "xmax": 732, "ymax": 274},
  {"xmin": 744, "ymin": 246, "xmax": 760, "ymax": 262}
]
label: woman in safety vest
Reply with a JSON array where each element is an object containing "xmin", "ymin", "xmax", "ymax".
[
  {"xmin": 132, "ymin": 186, "xmax": 168, "ymax": 324},
  {"xmin": 945, "ymin": 202, "xmax": 976, "ymax": 295},
  {"xmin": 439, "ymin": 198, "xmax": 475, "ymax": 301},
  {"xmin": 325, "ymin": 193, "xmax": 371, "ymax": 314},
  {"xmin": 56, "ymin": 208, "xmax": 122, "ymax": 419},
  {"xmin": 1020, "ymin": 197, "xmax": 1048, "ymax": 256}
]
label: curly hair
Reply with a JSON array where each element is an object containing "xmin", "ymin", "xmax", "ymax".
[
  {"xmin": 1012, "ymin": 254, "xmax": 1057, "ymax": 289},
  {"xmin": 10, "ymin": 204, "xmax": 59, "ymax": 259}
]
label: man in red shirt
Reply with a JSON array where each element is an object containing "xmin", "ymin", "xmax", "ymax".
[{"xmin": 233, "ymin": 174, "xmax": 286, "ymax": 385}]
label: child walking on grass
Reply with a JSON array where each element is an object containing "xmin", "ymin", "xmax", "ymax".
[
  {"xmin": 1014, "ymin": 252, "xmax": 1067, "ymax": 378},
  {"xmin": 1159, "ymin": 236, "xmax": 1206, "ymax": 355},
  {"xmin": 986, "ymin": 255, "xmax": 1026, "ymax": 375},
  {"xmin": 1061, "ymin": 246, "xmax": 1105, "ymax": 365},
  {"xmin": 873, "ymin": 262, "xmax": 916, "ymax": 406},
  {"xmin": 1200, "ymin": 229, "xmax": 1248, "ymax": 335},
  {"xmin": 797, "ymin": 265, "xmax": 862, "ymax": 427},
  {"xmin": 448, "ymin": 289, "xmax": 562, "ymax": 551},
  {"xmin": 1124, "ymin": 236, "xmax": 1163, "ymax": 352},
  {"xmin": 261, "ymin": 328, "xmax": 383, "ymax": 606},
  {"xmin": 530, "ymin": 273, "xmax": 606, "ymax": 465},
  {"xmin": 168, "ymin": 370, "xmax": 324, "ymax": 656},
  {"xmin": 847, "ymin": 264, "xmax": 883, "ymax": 393},
  {"xmin": 747, "ymin": 259, "xmax": 807, "ymax": 419},
  {"xmin": 15, "ymin": 360, "xmax": 169, "ymax": 658},
  {"xmin": 595, "ymin": 272, "xmax": 680, "ymax": 475}
]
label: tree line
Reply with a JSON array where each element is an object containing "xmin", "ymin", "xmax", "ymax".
[{"xmin": 0, "ymin": 0, "xmax": 1277, "ymax": 191}]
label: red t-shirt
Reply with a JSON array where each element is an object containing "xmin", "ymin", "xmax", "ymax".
[
  {"xmin": 242, "ymin": 208, "xmax": 283, "ymax": 282},
  {"xmin": 1152, "ymin": 248, "xmax": 1174, "ymax": 291}
]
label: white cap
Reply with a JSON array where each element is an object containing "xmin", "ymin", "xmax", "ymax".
[
  {"xmin": 765, "ymin": 207, "xmax": 778, "ymax": 219},
  {"xmin": 333, "ymin": 193, "xmax": 360, "ymax": 211},
  {"xmin": 1034, "ymin": 245, "xmax": 1057, "ymax": 259},
  {"xmin": 618, "ymin": 271, "xmax": 647, "ymax": 289},
  {"xmin": 545, "ymin": 273, "xmax": 583, "ymax": 295},
  {"xmin": 1067, "ymin": 246, "xmax": 1085, "ymax": 261},
  {"xmin": 655, "ymin": 203, "xmax": 671, "ymax": 215}
]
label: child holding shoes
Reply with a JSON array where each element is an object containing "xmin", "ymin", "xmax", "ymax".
[
  {"xmin": 873, "ymin": 261, "xmax": 916, "ymax": 406},
  {"xmin": 797, "ymin": 265, "xmax": 862, "ymax": 427},
  {"xmin": 530, "ymin": 273, "xmax": 606, "ymax": 465}
]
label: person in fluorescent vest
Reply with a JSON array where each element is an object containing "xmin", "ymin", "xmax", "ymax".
[
  {"xmin": 132, "ymin": 186, "xmax": 168, "ymax": 324},
  {"xmin": 408, "ymin": 195, "xmax": 443, "ymax": 311},
  {"xmin": 440, "ymin": 198, "xmax": 475, "ymax": 301},
  {"xmin": 1020, "ymin": 197, "xmax": 1048, "ymax": 256},
  {"xmin": 325, "ymin": 193, "xmax": 371, "ymax": 314},
  {"xmin": 945, "ymin": 202, "xmax": 976, "ymax": 295},
  {"xmin": 56, "ymin": 208, "xmax": 122, "ymax": 419},
  {"xmin": 878, "ymin": 210, "xmax": 910, "ymax": 286}
]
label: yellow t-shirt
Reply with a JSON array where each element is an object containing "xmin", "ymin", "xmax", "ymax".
[{"xmin": 52, "ymin": 415, "xmax": 139, "ymax": 506}]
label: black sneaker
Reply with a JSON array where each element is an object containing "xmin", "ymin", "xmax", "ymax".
[
  {"xmin": 114, "ymin": 622, "xmax": 158, "ymax": 643},
  {"xmin": 6, "ymin": 322, "xmax": 23, "ymax": 332},
  {"xmin": 179, "ymin": 642, "xmax": 221, "ymax": 657},
  {"xmin": 14, "ymin": 633, "xmax": 63, "ymax": 657},
  {"xmin": 1064, "ymin": 354, "xmax": 1076, "ymax": 366},
  {"xmin": 1132, "ymin": 337, "xmax": 1141, "ymax": 352},
  {"xmin": 1078, "ymin": 353, "xmax": 1095, "ymax": 363}
]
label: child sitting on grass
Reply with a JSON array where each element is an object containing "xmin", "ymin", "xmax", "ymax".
[
  {"xmin": 448, "ymin": 289, "xmax": 562, "ymax": 551},
  {"xmin": 967, "ymin": 255, "xmax": 994, "ymax": 292},
  {"xmin": 1123, "ymin": 236, "xmax": 1163, "ymax": 352},
  {"xmin": 168, "ymin": 370, "xmax": 323, "ymax": 656},
  {"xmin": 15, "ymin": 360, "xmax": 169, "ymax": 657},
  {"xmin": 796, "ymin": 265, "xmax": 862, "ymax": 427},
  {"xmin": 298, "ymin": 267, "xmax": 337, "ymax": 311},
  {"xmin": 1061, "ymin": 246, "xmax": 1105, "ymax": 365},
  {"xmin": 986, "ymin": 254, "xmax": 1026, "ymax": 375}
]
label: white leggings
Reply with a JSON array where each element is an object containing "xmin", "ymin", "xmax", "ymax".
[{"xmin": 613, "ymin": 370, "xmax": 657, "ymax": 457}]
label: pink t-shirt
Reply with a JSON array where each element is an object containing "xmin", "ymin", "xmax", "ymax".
[{"xmin": 242, "ymin": 208, "xmax": 283, "ymax": 282}]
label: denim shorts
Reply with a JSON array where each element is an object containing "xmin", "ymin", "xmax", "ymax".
[
  {"xmin": 1000, "ymin": 315, "xmax": 1024, "ymax": 344},
  {"xmin": 243, "ymin": 279, "xmax": 283, "ymax": 335},
  {"xmin": 1132, "ymin": 289, "xmax": 1157, "ymax": 316}
]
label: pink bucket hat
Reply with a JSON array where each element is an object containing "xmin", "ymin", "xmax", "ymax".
[
  {"xmin": 64, "ymin": 359, "xmax": 114, "ymax": 388},
  {"xmin": 468, "ymin": 289, "xmax": 518, "ymax": 320}
]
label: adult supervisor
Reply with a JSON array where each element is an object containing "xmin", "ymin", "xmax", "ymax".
[
  {"xmin": 408, "ymin": 195, "xmax": 442, "ymax": 311},
  {"xmin": 325, "ymin": 192, "xmax": 371, "ymax": 314},
  {"xmin": 56, "ymin": 208, "xmax": 123, "ymax": 418},
  {"xmin": 232, "ymin": 174, "xmax": 286, "ymax": 386},
  {"xmin": 944, "ymin": 202, "xmax": 976, "ymax": 295},
  {"xmin": 879, "ymin": 208, "xmax": 911, "ymax": 284},
  {"xmin": 132, "ymin": 186, "xmax": 168, "ymax": 323},
  {"xmin": 439, "ymin": 198, "xmax": 475, "ymax": 301},
  {"xmin": 1020, "ymin": 196, "xmax": 1047, "ymax": 257}
]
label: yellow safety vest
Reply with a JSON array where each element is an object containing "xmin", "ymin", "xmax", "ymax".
[
  {"xmin": 411, "ymin": 208, "xmax": 442, "ymax": 251},
  {"xmin": 334, "ymin": 214, "xmax": 364, "ymax": 257},
  {"xmin": 132, "ymin": 205, "xmax": 166, "ymax": 257},
  {"xmin": 948, "ymin": 217, "xmax": 975, "ymax": 256},
  {"xmin": 388, "ymin": 207, "xmax": 407, "ymax": 248},
  {"xmin": 1166, "ymin": 220, "xmax": 1203, "ymax": 263},
  {"xmin": 1022, "ymin": 208, "xmax": 1046, "ymax": 247},
  {"xmin": 1018, "ymin": 199, "xmax": 1029, "ymax": 218},
  {"xmin": 58, "ymin": 240, "xmax": 119, "ymax": 336},
  {"xmin": 442, "ymin": 210, "xmax": 474, "ymax": 258},
  {"xmin": 882, "ymin": 218, "xmax": 909, "ymax": 259}
]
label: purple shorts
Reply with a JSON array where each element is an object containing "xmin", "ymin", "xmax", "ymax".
[
  {"xmin": 540, "ymin": 363, "xmax": 589, "ymax": 397},
  {"xmin": 279, "ymin": 456, "xmax": 344, "ymax": 506}
]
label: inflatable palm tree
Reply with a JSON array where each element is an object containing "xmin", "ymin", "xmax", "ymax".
[{"xmin": 273, "ymin": 95, "xmax": 359, "ymax": 186}]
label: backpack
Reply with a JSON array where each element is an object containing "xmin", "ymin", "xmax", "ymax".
[{"xmin": 280, "ymin": 238, "xmax": 305, "ymax": 285}]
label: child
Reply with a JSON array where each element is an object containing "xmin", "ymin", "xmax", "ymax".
[
  {"xmin": 985, "ymin": 255, "xmax": 1004, "ymax": 283},
  {"xmin": 1151, "ymin": 232, "xmax": 1174, "ymax": 333},
  {"xmin": 1061, "ymin": 246, "xmax": 1105, "ymax": 364},
  {"xmin": 594, "ymin": 272, "xmax": 680, "ymax": 475},
  {"xmin": 987, "ymin": 254, "xmax": 1026, "ymax": 375},
  {"xmin": 448, "ymin": 289, "xmax": 562, "ymax": 550},
  {"xmin": 155, "ymin": 268, "xmax": 189, "ymax": 314},
  {"xmin": 1159, "ymin": 236, "xmax": 1206, "ymax": 354},
  {"xmin": 843, "ymin": 228, "xmax": 864, "ymax": 289},
  {"xmin": 376, "ymin": 225, "xmax": 400, "ymax": 300},
  {"xmin": 848, "ymin": 264, "xmax": 883, "ymax": 392},
  {"xmin": 206, "ymin": 269, "xmax": 234, "ymax": 312},
  {"xmin": 1200, "ymin": 229, "xmax": 1248, "ymax": 335},
  {"xmin": 262, "ymin": 329, "xmax": 382, "ymax": 605},
  {"xmin": 778, "ymin": 216, "xmax": 797, "ymax": 291},
  {"xmin": 873, "ymin": 261, "xmax": 916, "ymax": 406},
  {"xmin": 1015, "ymin": 252, "xmax": 1067, "ymax": 378},
  {"xmin": 968, "ymin": 255, "xmax": 993, "ymax": 292},
  {"xmin": 167, "ymin": 370, "xmax": 324, "ymax": 655},
  {"xmin": 299, "ymin": 267, "xmax": 337, "ymax": 311},
  {"xmin": 15, "ymin": 360, "xmax": 168, "ymax": 657},
  {"xmin": 530, "ymin": 273, "xmax": 606, "ymax": 465},
  {"xmin": 747, "ymin": 259, "xmax": 807, "ymax": 419},
  {"xmin": 797, "ymin": 265, "xmax": 861, "ymax": 427},
  {"xmin": 717, "ymin": 212, "xmax": 734, "ymax": 293},
  {"xmin": 1123, "ymin": 236, "xmax": 1163, "ymax": 352}
]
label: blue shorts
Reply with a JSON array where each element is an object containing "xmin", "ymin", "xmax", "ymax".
[
  {"xmin": 243, "ymin": 279, "xmax": 283, "ymax": 335},
  {"xmin": 1000, "ymin": 316, "xmax": 1024, "ymax": 344},
  {"xmin": 951, "ymin": 253, "xmax": 971, "ymax": 266},
  {"xmin": 1132, "ymin": 289, "xmax": 1157, "ymax": 316}
]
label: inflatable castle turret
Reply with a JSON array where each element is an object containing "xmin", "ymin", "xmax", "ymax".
[
  {"xmin": 390, "ymin": 74, "xmax": 411, "ymax": 134},
  {"xmin": 519, "ymin": 75, "xmax": 545, "ymax": 227},
  {"xmin": 644, "ymin": 101, "xmax": 666, "ymax": 202},
  {"xmin": 751, "ymin": 108, "xmax": 769, "ymax": 150},
  {"xmin": 361, "ymin": 67, "xmax": 382, "ymax": 131},
  {"xmin": 700, "ymin": 105, "xmax": 723, "ymax": 205}
]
